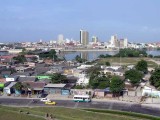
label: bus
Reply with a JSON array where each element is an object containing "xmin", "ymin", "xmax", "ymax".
[{"xmin": 73, "ymin": 95, "xmax": 91, "ymax": 102}]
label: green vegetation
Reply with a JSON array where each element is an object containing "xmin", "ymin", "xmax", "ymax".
[
  {"xmin": 135, "ymin": 60, "xmax": 148, "ymax": 74},
  {"xmin": 110, "ymin": 76, "xmax": 124, "ymax": 94},
  {"xmin": 13, "ymin": 55, "xmax": 27, "ymax": 63},
  {"xmin": 97, "ymin": 57, "xmax": 158, "ymax": 67},
  {"xmin": 150, "ymin": 68, "xmax": 160, "ymax": 90},
  {"xmin": 20, "ymin": 48, "xmax": 27, "ymax": 55},
  {"xmin": 74, "ymin": 85, "xmax": 84, "ymax": 89},
  {"xmin": 86, "ymin": 66, "xmax": 101, "ymax": 77},
  {"xmin": 14, "ymin": 82, "xmax": 31, "ymax": 94},
  {"xmin": 99, "ymin": 48, "xmax": 147, "ymax": 58},
  {"xmin": 75, "ymin": 55, "xmax": 86, "ymax": 63},
  {"xmin": 50, "ymin": 73, "xmax": 67, "ymax": 83},
  {"xmin": 87, "ymin": 66, "xmax": 110, "ymax": 89},
  {"xmin": 90, "ymin": 74, "xmax": 110, "ymax": 89},
  {"xmin": 83, "ymin": 108, "xmax": 160, "ymax": 120},
  {"xmin": 99, "ymin": 54, "xmax": 112, "ymax": 58},
  {"xmin": 125, "ymin": 69, "xmax": 143, "ymax": 86},
  {"xmin": 39, "ymin": 49, "xmax": 58, "ymax": 60},
  {"xmin": 105, "ymin": 61, "xmax": 111, "ymax": 66},
  {"xmin": 13, "ymin": 82, "xmax": 23, "ymax": 91},
  {"xmin": 115, "ymin": 48, "xmax": 147, "ymax": 57},
  {"xmin": 1, "ymin": 106, "xmax": 159, "ymax": 120},
  {"xmin": 0, "ymin": 107, "xmax": 44, "ymax": 120}
]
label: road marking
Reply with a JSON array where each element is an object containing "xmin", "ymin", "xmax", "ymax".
[
  {"xmin": 109, "ymin": 102, "xmax": 113, "ymax": 109},
  {"xmin": 74, "ymin": 102, "xmax": 79, "ymax": 108},
  {"xmin": 26, "ymin": 100, "xmax": 33, "ymax": 106},
  {"xmin": 92, "ymin": 101, "xmax": 98, "ymax": 104}
]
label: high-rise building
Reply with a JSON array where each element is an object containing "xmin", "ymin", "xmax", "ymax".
[
  {"xmin": 80, "ymin": 29, "xmax": 89, "ymax": 46},
  {"xmin": 119, "ymin": 38, "xmax": 128, "ymax": 48},
  {"xmin": 80, "ymin": 52, "xmax": 88, "ymax": 60},
  {"xmin": 92, "ymin": 36, "xmax": 98, "ymax": 43},
  {"xmin": 110, "ymin": 35, "xmax": 119, "ymax": 47},
  {"xmin": 58, "ymin": 34, "xmax": 64, "ymax": 45},
  {"xmin": 124, "ymin": 38, "xmax": 128, "ymax": 48}
]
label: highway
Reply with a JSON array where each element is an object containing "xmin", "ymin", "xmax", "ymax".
[{"xmin": 0, "ymin": 98, "xmax": 160, "ymax": 117}]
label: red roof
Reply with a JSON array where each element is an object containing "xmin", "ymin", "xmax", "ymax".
[{"xmin": 0, "ymin": 55, "xmax": 17, "ymax": 59}]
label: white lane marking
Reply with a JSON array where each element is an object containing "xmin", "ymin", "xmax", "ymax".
[
  {"xmin": 26, "ymin": 100, "xmax": 33, "ymax": 106},
  {"xmin": 109, "ymin": 102, "xmax": 113, "ymax": 109},
  {"xmin": 74, "ymin": 102, "xmax": 79, "ymax": 108},
  {"xmin": 92, "ymin": 101, "xmax": 98, "ymax": 104}
]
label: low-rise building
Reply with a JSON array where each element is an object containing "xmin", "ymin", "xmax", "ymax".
[{"xmin": 44, "ymin": 83, "xmax": 70, "ymax": 95}]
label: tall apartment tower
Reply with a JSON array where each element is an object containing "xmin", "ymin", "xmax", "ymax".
[
  {"xmin": 80, "ymin": 29, "xmax": 89, "ymax": 46},
  {"xmin": 110, "ymin": 35, "xmax": 119, "ymax": 47},
  {"xmin": 123, "ymin": 38, "xmax": 128, "ymax": 48},
  {"xmin": 57, "ymin": 34, "xmax": 64, "ymax": 45}
]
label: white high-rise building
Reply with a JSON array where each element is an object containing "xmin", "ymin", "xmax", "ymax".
[
  {"xmin": 124, "ymin": 38, "xmax": 128, "ymax": 48},
  {"xmin": 57, "ymin": 34, "xmax": 64, "ymax": 45},
  {"xmin": 110, "ymin": 35, "xmax": 118, "ymax": 47},
  {"xmin": 80, "ymin": 29, "xmax": 89, "ymax": 46}
]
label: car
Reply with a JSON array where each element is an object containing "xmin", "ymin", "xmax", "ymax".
[
  {"xmin": 45, "ymin": 101, "xmax": 56, "ymax": 105},
  {"xmin": 40, "ymin": 98, "xmax": 51, "ymax": 102}
]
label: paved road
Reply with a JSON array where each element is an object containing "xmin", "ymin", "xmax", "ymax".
[{"xmin": 0, "ymin": 98, "xmax": 160, "ymax": 117}]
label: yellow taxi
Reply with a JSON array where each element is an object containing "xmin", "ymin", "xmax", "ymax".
[{"xmin": 45, "ymin": 101, "xmax": 56, "ymax": 105}]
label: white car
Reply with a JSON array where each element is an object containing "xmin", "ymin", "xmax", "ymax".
[{"xmin": 40, "ymin": 98, "xmax": 51, "ymax": 102}]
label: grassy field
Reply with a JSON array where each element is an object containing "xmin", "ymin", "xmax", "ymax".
[
  {"xmin": 0, "ymin": 106, "xmax": 160, "ymax": 120},
  {"xmin": 0, "ymin": 107, "xmax": 44, "ymax": 120},
  {"xmin": 98, "ymin": 57, "xmax": 158, "ymax": 67}
]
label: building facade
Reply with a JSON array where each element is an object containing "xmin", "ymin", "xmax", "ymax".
[
  {"xmin": 80, "ymin": 29, "xmax": 89, "ymax": 46},
  {"xmin": 58, "ymin": 34, "xmax": 64, "ymax": 45},
  {"xmin": 92, "ymin": 36, "xmax": 98, "ymax": 43}
]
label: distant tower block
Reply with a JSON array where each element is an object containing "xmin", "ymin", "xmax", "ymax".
[
  {"xmin": 58, "ymin": 34, "xmax": 64, "ymax": 45},
  {"xmin": 80, "ymin": 29, "xmax": 89, "ymax": 46}
]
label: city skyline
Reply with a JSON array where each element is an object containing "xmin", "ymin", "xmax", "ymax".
[{"xmin": 0, "ymin": 0, "xmax": 160, "ymax": 42}]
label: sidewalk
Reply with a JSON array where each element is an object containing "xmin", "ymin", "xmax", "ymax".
[
  {"xmin": 142, "ymin": 103, "xmax": 160, "ymax": 109},
  {"xmin": 0, "ymin": 94, "xmax": 39, "ymax": 99}
]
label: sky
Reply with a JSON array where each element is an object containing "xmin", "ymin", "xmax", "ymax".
[{"xmin": 0, "ymin": 0, "xmax": 160, "ymax": 43}]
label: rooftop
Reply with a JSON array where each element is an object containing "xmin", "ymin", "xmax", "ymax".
[{"xmin": 44, "ymin": 83, "xmax": 66, "ymax": 88}]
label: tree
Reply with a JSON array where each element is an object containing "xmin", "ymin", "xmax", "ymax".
[
  {"xmin": 74, "ymin": 85, "xmax": 84, "ymax": 89},
  {"xmin": 89, "ymin": 73, "xmax": 110, "ymax": 89},
  {"xmin": 125, "ymin": 69, "xmax": 143, "ymax": 86},
  {"xmin": 105, "ymin": 61, "xmax": 111, "ymax": 66},
  {"xmin": 135, "ymin": 60, "xmax": 148, "ymax": 74},
  {"xmin": 75, "ymin": 55, "xmax": 86, "ymax": 63},
  {"xmin": 13, "ymin": 55, "xmax": 26, "ymax": 64},
  {"xmin": 49, "ymin": 49, "xmax": 58, "ymax": 61},
  {"xmin": 99, "ymin": 54, "xmax": 112, "ymax": 58},
  {"xmin": 14, "ymin": 82, "xmax": 23, "ymax": 91},
  {"xmin": 22, "ymin": 83, "xmax": 31, "ymax": 95},
  {"xmin": 110, "ymin": 76, "xmax": 124, "ymax": 94},
  {"xmin": 38, "ymin": 49, "xmax": 58, "ymax": 60},
  {"xmin": 20, "ymin": 48, "xmax": 27, "ymax": 55},
  {"xmin": 97, "ymin": 81, "xmax": 110, "ymax": 89},
  {"xmin": 114, "ymin": 48, "xmax": 147, "ymax": 57},
  {"xmin": 150, "ymin": 68, "xmax": 160, "ymax": 90},
  {"xmin": 50, "ymin": 73, "xmax": 67, "ymax": 83},
  {"xmin": 86, "ymin": 66, "xmax": 101, "ymax": 77}
]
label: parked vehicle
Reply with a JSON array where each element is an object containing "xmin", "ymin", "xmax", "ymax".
[
  {"xmin": 45, "ymin": 101, "xmax": 56, "ymax": 105},
  {"xmin": 40, "ymin": 98, "xmax": 51, "ymax": 102},
  {"xmin": 73, "ymin": 95, "xmax": 91, "ymax": 102}
]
